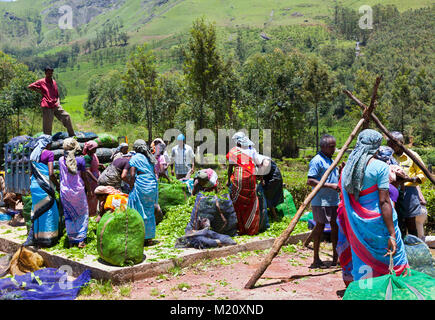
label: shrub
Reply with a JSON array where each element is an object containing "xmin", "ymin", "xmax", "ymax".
[{"xmin": 421, "ymin": 181, "xmax": 435, "ymax": 233}]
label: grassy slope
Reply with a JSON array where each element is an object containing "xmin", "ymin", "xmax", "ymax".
[{"xmin": 1, "ymin": 0, "xmax": 433, "ymax": 134}]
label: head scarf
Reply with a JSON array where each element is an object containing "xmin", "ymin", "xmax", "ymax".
[
  {"xmin": 63, "ymin": 138, "xmax": 81, "ymax": 175},
  {"xmin": 30, "ymin": 134, "xmax": 52, "ymax": 162},
  {"xmin": 133, "ymin": 139, "xmax": 157, "ymax": 165},
  {"xmin": 232, "ymin": 132, "xmax": 254, "ymax": 148},
  {"xmin": 151, "ymin": 138, "xmax": 166, "ymax": 155},
  {"xmin": 375, "ymin": 146, "xmax": 398, "ymax": 165},
  {"xmin": 94, "ymin": 185, "xmax": 121, "ymax": 195},
  {"xmin": 83, "ymin": 140, "xmax": 98, "ymax": 155},
  {"xmin": 117, "ymin": 143, "xmax": 129, "ymax": 152},
  {"xmin": 341, "ymin": 129, "xmax": 383, "ymax": 200},
  {"xmin": 110, "ymin": 143, "xmax": 128, "ymax": 161}
]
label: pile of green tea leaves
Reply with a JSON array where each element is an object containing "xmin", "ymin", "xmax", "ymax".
[
  {"xmin": 155, "ymin": 196, "xmax": 196, "ymax": 248},
  {"xmin": 155, "ymin": 191, "xmax": 309, "ymax": 247},
  {"xmin": 43, "ymin": 191, "xmax": 309, "ymax": 263},
  {"xmin": 44, "ymin": 216, "xmax": 99, "ymax": 261}
]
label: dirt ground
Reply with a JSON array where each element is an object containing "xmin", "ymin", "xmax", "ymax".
[{"xmin": 125, "ymin": 242, "xmax": 347, "ymax": 300}]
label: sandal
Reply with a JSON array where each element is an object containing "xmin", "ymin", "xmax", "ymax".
[
  {"xmin": 144, "ymin": 239, "xmax": 154, "ymax": 247},
  {"xmin": 309, "ymin": 260, "xmax": 327, "ymax": 269}
]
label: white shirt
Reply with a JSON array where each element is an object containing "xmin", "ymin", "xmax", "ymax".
[{"xmin": 171, "ymin": 144, "xmax": 195, "ymax": 174}]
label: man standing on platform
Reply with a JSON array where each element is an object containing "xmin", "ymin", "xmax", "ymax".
[{"xmin": 28, "ymin": 67, "xmax": 75, "ymax": 137}]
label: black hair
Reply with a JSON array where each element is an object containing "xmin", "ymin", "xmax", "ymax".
[
  {"xmin": 44, "ymin": 67, "xmax": 54, "ymax": 72},
  {"xmin": 319, "ymin": 134, "xmax": 335, "ymax": 148}
]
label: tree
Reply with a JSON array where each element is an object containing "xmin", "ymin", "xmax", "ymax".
[
  {"xmin": 300, "ymin": 57, "xmax": 334, "ymax": 152},
  {"xmin": 84, "ymin": 71, "xmax": 127, "ymax": 128},
  {"xmin": 154, "ymin": 71, "xmax": 184, "ymax": 134},
  {"xmin": 236, "ymin": 29, "xmax": 247, "ymax": 64},
  {"xmin": 241, "ymin": 49, "xmax": 310, "ymax": 157},
  {"xmin": 0, "ymin": 51, "xmax": 40, "ymax": 140},
  {"xmin": 183, "ymin": 17, "xmax": 223, "ymax": 130},
  {"xmin": 122, "ymin": 44, "xmax": 159, "ymax": 143},
  {"xmin": 119, "ymin": 32, "xmax": 129, "ymax": 46}
]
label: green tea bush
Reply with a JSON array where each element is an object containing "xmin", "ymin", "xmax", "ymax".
[
  {"xmin": 412, "ymin": 147, "xmax": 435, "ymax": 167},
  {"xmin": 279, "ymin": 159, "xmax": 311, "ymax": 209},
  {"xmin": 421, "ymin": 181, "xmax": 435, "ymax": 233}
]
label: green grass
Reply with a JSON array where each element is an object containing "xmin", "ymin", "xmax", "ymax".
[{"xmin": 4, "ymin": 0, "xmax": 428, "ymax": 104}]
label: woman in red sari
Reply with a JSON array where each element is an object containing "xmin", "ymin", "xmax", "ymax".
[{"xmin": 226, "ymin": 132, "xmax": 262, "ymax": 236}]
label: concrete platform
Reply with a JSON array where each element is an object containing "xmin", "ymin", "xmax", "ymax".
[{"xmin": 0, "ymin": 222, "xmax": 310, "ymax": 284}]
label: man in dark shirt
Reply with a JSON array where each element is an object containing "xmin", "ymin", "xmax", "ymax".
[{"xmin": 28, "ymin": 67, "xmax": 75, "ymax": 136}]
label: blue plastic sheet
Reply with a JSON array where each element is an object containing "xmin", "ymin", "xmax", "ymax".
[{"xmin": 0, "ymin": 268, "xmax": 91, "ymax": 300}]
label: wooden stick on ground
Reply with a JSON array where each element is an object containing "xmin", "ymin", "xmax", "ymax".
[
  {"xmin": 344, "ymin": 90, "xmax": 435, "ymax": 185},
  {"xmin": 244, "ymin": 77, "xmax": 382, "ymax": 289}
]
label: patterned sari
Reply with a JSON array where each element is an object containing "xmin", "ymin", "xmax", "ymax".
[
  {"xmin": 337, "ymin": 175, "xmax": 409, "ymax": 284},
  {"xmin": 59, "ymin": 156, "xmax": 89, "ymax": 244},
  {"xmin": 226, "ymin": 147, "xmax": 260, "ymax": 236},
  {"xmin": 29, "ymin": 161, "xmax": 59, "ymax": 247},
  {"xmin": 127, "ymin": 153, "xmax": 158, "ymax": 240}
]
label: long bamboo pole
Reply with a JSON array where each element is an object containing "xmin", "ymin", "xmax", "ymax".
[
  {"xmin": 244, "ymin": 115, "xmax": 369, "ymax": 289},
  {"xmin": 344, "ymin": 90, "xmax": 435, "ymax": 185}
]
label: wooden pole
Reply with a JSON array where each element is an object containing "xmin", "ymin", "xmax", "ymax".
[
  {"xmin": 362, "ymin": 76, "xmax": 382, "ymax": 129},
  {"xmin": 244, "ymin": 116, "xmax": 369, "ymax": 289},
  {"xmin": 244, "ymin": 77, "xmax": 382, "ymax": 290},
  {"xmin": 344, "ymin": 90, "xmax": 435, "ymax": 185}
]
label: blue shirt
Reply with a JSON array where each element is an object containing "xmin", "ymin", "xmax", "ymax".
[
  {"xmin": 361, "ymin": 159, "xmax": 390, "ymax": 191},
  {"xmin": 359, "ymin": 159, "xmax": 393, "ymax": 216},
  {"xmin": 308, "ymin": 152, "xmax": 340, "ymax": 207}
]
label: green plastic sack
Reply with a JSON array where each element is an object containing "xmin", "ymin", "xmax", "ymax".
[
  {"xmin": 404, "ymin": 234, "xmax": 435, "ymax": 278},
  {"xmin": 343, "ymin": 269, "xmax": 435, "ymax": 300},
  {"xmin": 96, "ymin": 207, "xmax": 145, "ymax": 267},
  {"xmin": 158, "ymin": 182, "xmax": 188, "ymax": 212},
  {"xmin": 300, "ymin": 211, "xmax": 313, "ymax": 222},
  {"xmin": 95, "ymin": 133, "xmax": 118, "ymax": 148},
  {"xmin": 275, "ymin": 189, "xmax": 297, "ymax": 218}
]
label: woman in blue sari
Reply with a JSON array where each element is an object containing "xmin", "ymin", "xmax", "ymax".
[
  {"xmin": 128, "ymin": 140, "xmax": 158, "ymax": 246},
  {"xmin": 24, "ymin": 135, "xmax": 60, "ymax": 247},
  {"xmin": 337, "ymin": 129, "xmax": 409, "ymax": 286}
]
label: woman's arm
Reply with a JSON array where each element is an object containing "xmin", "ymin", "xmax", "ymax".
[
  {"xmin": 121, "ymin": 168, "xmax": 129, "ymax": 182},
  {"xmin": 86, "ymin": 168, "xmax": 99, "ymax": 184},
  {"xmin": 307, "ymin": 178, "xmax": 339, "ymax": 191},
  {"xmin": 47, "ymin": 162, "xmax": 60, "ymax": 191},
  {"xmin": 379, "ymin": 189, "xmax": 397, "ymax": 256},
  {"xmin": 80, "ymin": 170, "xmax": 92, "ymax": 197},
  {"xmin": 129, "ymin": 166, "xmax": 136, "ymax": 188}
]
